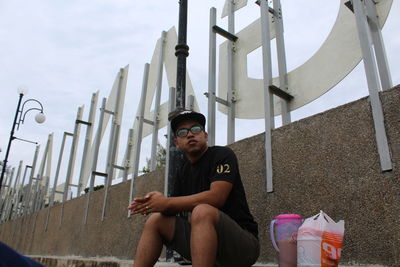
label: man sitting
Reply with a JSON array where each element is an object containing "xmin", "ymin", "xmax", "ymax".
[{"xmin": 128, "ymin": 110, "xmax": 259, "ymax": 267}]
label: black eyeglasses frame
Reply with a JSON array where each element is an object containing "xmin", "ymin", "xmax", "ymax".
[{"xmin": 175, "ymin": 125, "xmax": 204, "ymax": 138}]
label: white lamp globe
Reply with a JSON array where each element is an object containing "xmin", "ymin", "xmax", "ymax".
[{"xmin": 35, "ymin": 112, "xmax": 46, "ymax": 124}]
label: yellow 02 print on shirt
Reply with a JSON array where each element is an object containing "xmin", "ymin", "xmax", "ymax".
[{"xmin": 216, "ymin": 164, "xmax": 231, "ymax": 174}]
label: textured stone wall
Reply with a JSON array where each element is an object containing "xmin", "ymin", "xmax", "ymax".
[{"xmin": 1, "ymin": 86, "xmax": 399, "ymax": 266}]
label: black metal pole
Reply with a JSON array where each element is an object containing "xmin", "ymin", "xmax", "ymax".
[
  {"xmin": 175, "ymin": 0, "xmax": 189, "ymax": 110},
  {"xmin": 0, "ymin": 93, "xmax": 24, "ymax": 194},
  {"xmin": 168, "ymin": 0, "xmax": 189, "ymax": 198},
  {"xmin": 166, "ymin": 0, "xmax": 189, "ymax": 262}
]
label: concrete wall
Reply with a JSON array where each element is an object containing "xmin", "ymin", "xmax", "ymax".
[{"xmin": 1, "ymin": 86, "xmax": 399, "ymax": 266}]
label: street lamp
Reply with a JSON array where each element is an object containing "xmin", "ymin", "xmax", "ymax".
[
  {"xmin": 167, "ymin": 0, "xmax": 189, "ymax": 193},
  {"xmin": 175, "ymin": 0, "xmax": 188, "ymax": 110},
  {"xmin": 165, "ymin": 0, "xmax": 189, "ymax": 261},
  {"xmin": 0, "ymin": 91, "xmax": 46, "ymax": 194}
]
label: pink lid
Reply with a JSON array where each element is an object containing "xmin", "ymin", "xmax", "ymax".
[
  {"xmin": 274, "ymin": 214, "xmax": 302, "ymax": 220},
  {"xmin": 274, "ymin": 214, "xmax": 303, "ymax": 227}
]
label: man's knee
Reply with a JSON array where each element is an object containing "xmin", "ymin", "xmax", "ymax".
[
  {"xmin": 144, "ymin": 213, "xmax": 175, "ymax": 241},
  {"xmin": 144, "ymin": 213, "xmax": 163, "ymax": 227},
  {"xmin": 145, "ymin": 213, "xmax": 173, "ymax": 226},
  {"xmin": 191, "ymin": 204, "xmax": 219, "ymax": 226}
]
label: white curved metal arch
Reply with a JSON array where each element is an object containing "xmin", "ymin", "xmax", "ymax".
[
  {"xmin": 140, "ymin": 27, "xmax": 200, "ymax": 137},
  {"xmin": 218, "ymin": 0, "xmax": 393, "ymax": 119}
]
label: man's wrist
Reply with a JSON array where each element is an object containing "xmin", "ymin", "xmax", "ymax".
[
  {"xmin": 160, "ymin": 197, "xmax": 177, "ymax": 216},
  {"xmin": 164, "ymin": 197, "xmax": 172, "ymax": 212}
]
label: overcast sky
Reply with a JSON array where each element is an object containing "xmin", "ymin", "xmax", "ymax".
[{"xmin": 0, "ymin": 0, "xmax": 399, "ymax": 190}]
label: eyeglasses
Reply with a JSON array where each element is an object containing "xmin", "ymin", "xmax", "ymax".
[{"xmin": 176, "ymin": 125, "xmax": 204, "ymax": 138}]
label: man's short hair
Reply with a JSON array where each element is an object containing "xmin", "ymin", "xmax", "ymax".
[{"xmin": 169, "ymin": 110, "xmax": 206, "ymax": 134}]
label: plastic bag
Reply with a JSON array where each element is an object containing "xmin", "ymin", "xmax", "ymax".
[{"xmin": 297, "ymin": 210, "xmax": 344, "ymax": 267}]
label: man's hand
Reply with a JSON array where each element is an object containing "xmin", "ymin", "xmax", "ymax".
[
  {"xmin": 128, "ymin": 181, "xmax": 233, "ymax": 216},
  {"xmin": 127, "ymin": 191, "xmax": 167, "ymax": 216}
]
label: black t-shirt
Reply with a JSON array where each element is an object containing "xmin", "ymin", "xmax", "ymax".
[{"xmin": 172, "ymin": 146, "xmax": 258, "ymax": 238}]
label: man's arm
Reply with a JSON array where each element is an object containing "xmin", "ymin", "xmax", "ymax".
[{"xmin": 128, "ymin": 181, "xmax": 232, "ymax": 216}]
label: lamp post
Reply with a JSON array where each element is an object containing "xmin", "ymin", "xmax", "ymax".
[
  {"xmin": 175, "ymin": 0, "xmax": 189, "ymax": 110},
  {"xmin": 0, "ymin": 92, "xmax": 46, "ymax": 194},
  {"xmin": 165, "ymin": 0, "xmax": 189, "ymax": 261},
  {"xmin": 167, "ymin": 0, "xmax": 189, "ymax": 193}
]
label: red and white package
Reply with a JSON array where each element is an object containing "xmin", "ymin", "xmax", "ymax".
[{"xmin": 297, "ymin": 210, "xmax": 345, "ymax": 267}]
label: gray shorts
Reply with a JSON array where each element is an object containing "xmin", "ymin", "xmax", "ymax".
[{"xmin": 167, "ymin": 211, "xmax": 260, "ymax": 267}]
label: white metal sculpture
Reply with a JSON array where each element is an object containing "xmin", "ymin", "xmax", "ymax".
[
  {"xmin": 81, "ymin": 66, "xmax": 129, "ymax": 190},
  {"xmin": 122, "ymin": 27, "xmax": 201, "ymax": 212},
  {"xmin": 218, "ymin": 0, "xmax": 393, "ymax": 118}
]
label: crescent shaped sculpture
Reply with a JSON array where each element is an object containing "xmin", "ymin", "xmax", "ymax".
[{"xmin": 218, "ymin": 0, "xmax": 393, "ymax": 119}]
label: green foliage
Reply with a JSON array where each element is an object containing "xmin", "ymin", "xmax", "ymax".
[
  {"xmin": 0, "ymin": 160, "xmax": 12, "ymax": 174},
  {"xmin": 84, "ymin": 184, "xmax": 105, "ymax": 194},
  {"xmin": 139, "ymin": 142, "xmax": 166, "ymax": 174},
  {"xmin": 140, "ymin": 166, "xmax": 151, "ymax": 174}
]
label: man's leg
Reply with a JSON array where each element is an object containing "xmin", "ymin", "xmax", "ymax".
[
  {"xmin": 133, "ymin": 213, "xmax": 175, "ymax": 267},
  {"xmin": 214, "ymin": 212, "xmax": 260, "ymax": 267},
  {"xmin": 190, "ymin": 204, "xmax": 220, "ymax": 267}
]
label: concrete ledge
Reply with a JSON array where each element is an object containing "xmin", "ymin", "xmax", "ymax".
[
  {"xmin": 30, "ymin": 256, "xmax": 386, "ymax": 267},
  {"xmin": 31, "ymin": 255, "xmax": 132, "ymax": 267},
  {"xmin": 31, "ymin": 255, "xmax": 278, "ymax": 267}
]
